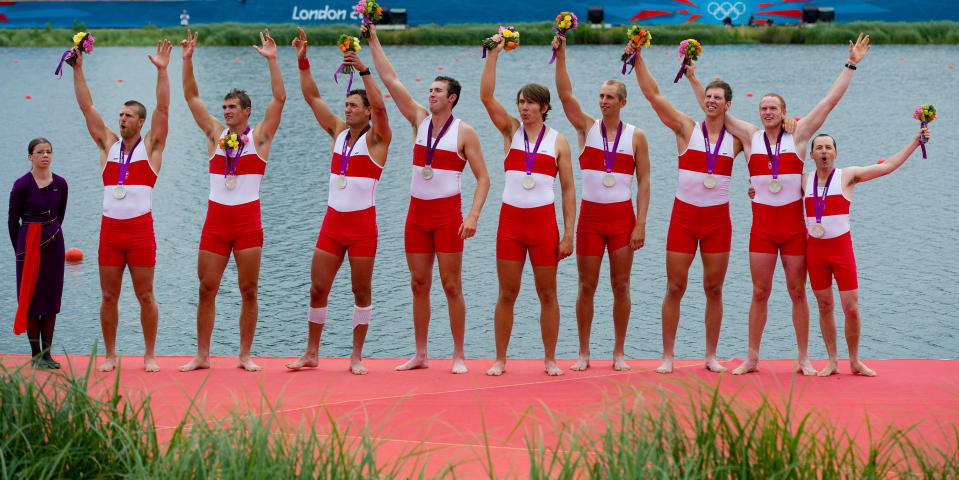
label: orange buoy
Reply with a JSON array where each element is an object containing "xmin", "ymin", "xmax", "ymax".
[
  {"xmin": 438, "ymin": 66, "xmax": 443, "ymax": 70},
  {"xmin": 117, "ymin": 79, "xmax": 123, "ymax": 83},
  {"xmin": 950, "ymin": 65, "xmax": 955, "ymax": 69},
  {"xmin": 13, "ymin": 59, "xmax": 18, "ymax": 63},
  {"xmin": 831, "ymin": 45, "xmax": 836, "ymax": 49},
  {"xmin": 746, "ymin": 92, "xmax": 753, "ymax": 97},
  {"xmin": 385, "ymin": 93, "xmax": 391, "ymax": 98},
  {"xmin": 235, "ymin": 58, "xmax": 239, "ymax": 62},
  {"xmin": 65, "ymin": 248, "xmax": 83, "ymax": 263},
  {"xmin": 900, "ymin": 57, "xmax": 905, "ymax": 61},
  {"xmin": 25, "ymin": 95, "xmax": 31, "ymax": 99},
  {"xmin": 455, "ymin": 58, "xmax": 460, "ymax": 62},
  {"xmin": 415, "ymin": 77, "xmax": 421, "ymax": 82},
  {"xmin": 877, "ymin": 158, "xmax": 886, "ymax": 164},
  {"xmin": 794, "ymin": 116, "xmax": 800, "ymax": 121},
  {"xmin": 467, "ymin": 51, "xmax": 473, "ymax": 55},
  {"xmin": 715, "ymin": 76, "xmax": 721, "ymax": 81}
]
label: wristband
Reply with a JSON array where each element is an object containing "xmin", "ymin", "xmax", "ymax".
[
  {"xmin": 844, "ymin": 63, "xmax": 857, "ymax": 70},
  {"xmin": 359, "ymin": 68, "xmax": 372, "ymax": 77},
  {"xmin": 298, "ymin": 57, "xmax": 310, "ymax": 70}
]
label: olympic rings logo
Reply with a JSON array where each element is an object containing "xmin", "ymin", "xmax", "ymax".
[{"xmin": 707, "ymin": 2, "xmax": 747, "ymax": 20}]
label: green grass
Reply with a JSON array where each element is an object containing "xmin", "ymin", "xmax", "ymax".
[
  {"xmin": 1, "ymin": 21, "xmax": 958, "ymax": 47},
  {"xmin": 1, "ymin": 355, "xmax": 956, "ymax": 478}
]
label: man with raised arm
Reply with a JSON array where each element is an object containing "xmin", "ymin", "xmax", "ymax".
[
  {"xmin": 686, "ymin": 33, "xmax": 870, "ymax": 375},
  {"xmin": 627, "ymin": 42, "xmax": 743, "ymax": 374},
  {"xmin": 803, "ymin": 128, "xmax": 927, "ymax": 377},
  {"xmin": 552, "ymin": 36, "xmax": 650, "ymax": 372},
  {"xmin": 365, "ymin": 24, "xmax": 490, "ymax": 374},
  {"xmin": 178, "ymin": 29, "xmax": 285, "ymax": 372},
  {"xmin": 70, "ymin": 40, "xmax": 172, "ymax": 373},
  {"xmin": 284, "ymin": 28, "xmax": 391, "ymax": 375}
]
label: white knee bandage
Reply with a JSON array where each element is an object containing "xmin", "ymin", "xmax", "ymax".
[
  {"xmin": 352, "ymin": 305, "xmax": 372, "ymax": 329},
  {"xmin": 308, "ymin": 306, "xmax": 328, "ymax": 325}
]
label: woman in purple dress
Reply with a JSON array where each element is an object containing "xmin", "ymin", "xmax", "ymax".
[{"xmin": 8, "ymin": 138, "xmax": 68, "ymax": 369}]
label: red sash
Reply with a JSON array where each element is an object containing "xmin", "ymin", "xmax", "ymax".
[{"xmin": 14, "ymin": 223, "xmax": 41, "ymax": 335}]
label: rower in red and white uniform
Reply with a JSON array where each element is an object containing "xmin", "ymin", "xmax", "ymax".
[
  {"xmin": 553, "ymin": 34, "xmax": 650, "ymax": 372},
  {"xmin": 285, "ymin": 28, "xmax": 391, "ymax": 375},
  {"xmin": 178, "ymin": 29, "xmax": 285, "ymax": 373},
  {"xmin": 70, "ymin": 39, "xmax": 172, "ymax": 373},
  {"xmin": 481, "ymin": 34, "xmax": 575, "ymax": 377}
]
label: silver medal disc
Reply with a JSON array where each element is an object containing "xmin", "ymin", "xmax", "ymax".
[
  {"xmin": 522, "ymin": 175, "xmax": 535, "ymax": 189},
  {"xmin": 602, "ymin": 173, "xmax": 616, "ymax": 187},
  {"xmin": 225, "ymin": 175, "xmax": 237, "ymax": 190},
  {"xmin": 811, "ymin": 223, "xmax": 825, "ymax": 238},
  {"xmin": 422, "ymin": 166, "xmax": 434, "ymax": 180},
  {"xmin": 336, "ymin": 174, "xmax": 348, "ymax": 189},
  {"xmin": 703, "ymin": 174, "xmax": 717, "ymax": 189},
  {"xmin": 113, "ymin": 185, "xmax": 126, "ymax": 200},
  {"xmin": 768, "ymin": 178, "xmax": 782, "ymax": 193}
]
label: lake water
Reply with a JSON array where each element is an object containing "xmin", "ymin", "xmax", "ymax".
[{"xmin": 1, "ymin": 43, "xmax": 955, "ymax": 360}]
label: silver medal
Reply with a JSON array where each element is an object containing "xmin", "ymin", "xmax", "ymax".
[
  {"xmin": 768, "ymin": 178, "xmax": 782, "ymax": 193},
  {"xmin": 602, "ymin": 173, "xmax": 616, "ymax": 187},
  {"xmin": 225, "ymin": 175, "xmax": 237, "ymax": 190},
  {"xmin": 811, "ymin": 223, "xmax": 825, "ymax": 238},
  {"xmin": 522, "ymin": 175, "xmax": 535, "ymax": 189},
  {"xmin": 336, "ymin": 174, "xmax": 348, "ymax": 189},
  {"xmin": 703, "ymin": 174, "xmax": 717, "ymax": 189},
  {"xmin": 422, "ymin": 165, "xmax": 434, "ymax": 180},
  {"xmin": 113, "ymin": 185, "xmax": 126, "ymax": 200}
]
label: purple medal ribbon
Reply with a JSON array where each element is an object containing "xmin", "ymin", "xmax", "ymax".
[
  {"xmin": 425, "ymin": 115, "xmax": 455, "ymax": 168},
  {"xmin": 523, "ymin": 125, "xmax": 547, "ymax": 176},
  {"xmin": 54, "ymin": 49, "xmax": 77, "ymax": 78},
  {"xmin": 549, "ymin": 28, "xmax": 566, "ymax": 65},
  {"xmin": 701, "ymin": 122, "xmax": 726, "ymax": 176},
  {"xmin": 673, "ymin": 56, "xmax": 690, "ymax": 83},
  {"xmin": 812, "ymin": 169, "xmax": 836, "ymax": 226},
  {"xmin": 339, "ymin": 124, "xmax": 371, "ymax": 176},
  {"xmin": 117, "ymin": 137, "xmax": 142, "ymax": 186},
  {"xmin": 919, "ymin": 121, "xmax": 928, "ymax": 158},
  {"xmin": 224, "ymin": 127, "xmax": 250, "ymax": 179},
  {"xmin": 601, "ymin": 121, "xmax": 623, "ymax": 173},
  {"xmin": 333, "ymin": 64, "xmax": 354, "ymax": 97},
  {"xmin": 621, "ymin": 52, "xmax": 636, "ymax": 75},
  {"xmin": 763, "ymin": 129, "xmax": 784, "ymax": 179}
]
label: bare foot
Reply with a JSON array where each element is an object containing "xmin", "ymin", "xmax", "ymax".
[
  {"xmin": 655, "ymin": 357, "xmax": 674, "ymax": 374},
  {"xmin": 178, "ymin": 356, "xmax": 210, "ymax": 372},
  {"xmin": 486, "ymin": 359, "xmax": 506, "ymax": 376},
  {"xmin": 285, "ymin": 353, "xmax": 318, "ymax": 370},
  {"xmin": 451, "ymin": 356, "xmax": 468, "ymax": 374},
  {"xmin": 143, "ymin": 355, "xmax": 160, "ymax": 373},
  {"xmin": 705, "ymin": 357, "xmax": 727, "ymax": 373},
  {"xmin": 350, "ymin": 358, "xmax": 368, "ymax": 375},
  {"xmin": 731, "ymin": 358, "xmax": 759, "ymax": 375},
  {"xmin": 850, "ymin": 359, "xmax": 876, "ymax": 377},
  {"xmin": 612, "ymin": 356, "xmax": 631, "ymax": 371},
  {"xmin": 795, "ymin": 358, "xmax": 818, "ymax": 376},
  {"xmin": 817, "ymin": 360, "xmax": 839, "ymax": 377},
  {"xmin": 569, "ymin": 354, "xmax": 590, "ymax": 371},
  {"xmin": 545, "ymin": 359, "xmax": 564, "ymax": 376},
  {"xmin": 97, "ymin": 355, "xmax": 118, "ymax": 372},
  {"xmin": 395, "ymin": 355, "xmax": 429, "ymax": 371},
  {"xmin": 238, "ymin": 357, "xmax": 261, "ymax": 372}
]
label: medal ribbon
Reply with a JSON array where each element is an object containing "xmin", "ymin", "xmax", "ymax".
[
  {"xmin": 763, "ymin": 129, "xmax": 784, "ymax": 180},
  {"xmin": 523, "ymin": 125, "xmax": 547, "ymax": 176},
  {"xmin": 600, "ymin": 121, "xmax": 623, "ymax": 174},
  {"xmin": 340, "ymin": 125, "xmax": 371, "ymax": 176},
  {"xmin": 117, "ymin": 137, "xmax": 142, "ymax": 187},
  {"xmin": 919, "ymin": 121, "xmax": 928, "ymax": 159},
  {"xmin": 425, "ymin": 115, "xmax": 455, "ymax": 168},
  {"xmin": 813, "ymin": 169, "xmax": 836, "ymax": 226},
  {"xmin": 701, "ymin": 122, "xmax": 726, "ymax": 176},
  {"xmin": 224, "ymin": 127, "xmax": 250, "ymax": 178}
]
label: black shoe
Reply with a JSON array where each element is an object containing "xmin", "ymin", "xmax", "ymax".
[{"xmin": 33, "ymin": 357, "xmax": 60, "ymax": 369}]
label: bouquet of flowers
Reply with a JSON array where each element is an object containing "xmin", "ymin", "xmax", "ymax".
[
  {"xmin": 54, "ymin": 31, "xmax": 95, "ymax": 78},
  {"xmin": 219, "ymin": 130, "xmax": 249, "ymax": 154},
  {"xmin": 550, "ymin": 12, "xmax": 578, "ymax": 64},
  {"xmin": 673, "ymin": 38, "xmax": 702, "ymax": 83},
  {"xmin": 913, "ymin": 104, "xmax": 935, "ymax": 158},
  {"xmin": 620, "ymin": 25, "xmax": 651, "ymax": 74},
  {"xmin": 334, "ymin": 34, "xmax": 362, "ymax": 96},
  {"xmin": 354, "ymin": 0, "xmax": 383, "ymax": 38},
  {"xmin": 482, "ymin": 26, "xmax": 519, "ymax": 58}
]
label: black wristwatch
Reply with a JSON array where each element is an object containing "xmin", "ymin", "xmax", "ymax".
[
  {"xmin": 844, "ymin": 63, "xmax": 857, "ymax": 70},
  {"xmin": 359, "ymin": 68, "xmax": 372, "ymax": 76}
]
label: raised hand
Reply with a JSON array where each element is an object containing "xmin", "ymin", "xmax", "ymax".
[
  {"xmin": 344, "ymin": 51, "xmax": 368, "ymax": 72},
  {"xmin": 848, "ymin": 32, "xmax": 870, "ymax": 64},
  {"xmin": 253, "ymin": 28, "xmax": 277, "ymax": 59},
  {"xmin": 917, "ymin": 126, "xmax": 930, "ymax": 144},
  {"xmin": 149, "ymin": 39, "xmax": 172, "ymax": 69},
  {"xmin": 292, "ymin": 27, "xmax": 308, "ymax": 58},
  {"xmin": 551, "ymin": 34, "xmax": 566, "ymax": 52},
  {"xmin": 489, "ymin": 33, "xmax": 505, "ymax": 53},
  {"xmin": 181, "ymin": 29, "xmax": 198, "ymax": 59}
]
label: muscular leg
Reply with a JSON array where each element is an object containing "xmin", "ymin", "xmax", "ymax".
[
  {"xmin": 286, "ymin": 248, "xmax": 344, "ymax": 370},
  {"xmin": 839, "ymin": 289, "xmax": 874, "ymax": 376},
  {"xmin": 348, "ymin": 254, "xmax": 375, "ymax": 375},
  {"xmin": 732, "ymin": 252, "xmax": 776, "ymax": 375},
  {"xmin": 658, "ymin": 251, "xmax": 695, "ymax": 374},
  {"xmin": 782, "ymin": 254, "xmax": 815, "ymax": 375},
  {"xmin": 179, "ymin": 250, "xmax": 228, "ymax": 372},
  {"xmin": 533, "ymin": 265, "xmax": 563, "ymax": 376},
  {"xmin": 234, "ymin": 247, "xmax": 262, "ymax": 371},
  {"xmin": 608, "ymin": 246, "xmax": 635, "ymax": 371},
  {"xmin": 396, "ymin": 252, "xmax": 434, "ymax": 371},
  {"xmin": 702, "ymin": 252, "xmax": 730, "ymax": 373},
  {"xmin": 437, "ymin": 252, "xmax": 467, "ymax": 374},
  {"xmin": 129, "ymin": 266, "xmax": 159, "ymax": 372},
  {"xmin": 487, "ymin": 259, "xmax": 523, "ymax": 376},
  {"xmin": 98, "ymin": 265, "xmax": 125, "ymax": 372},
  {"xmin": 572, "ymin": 254, "xmax": 602, "ymax": 371},
  {"xmin": 813, "ymin": 287, "xmax": 840, "ymax": 376}
]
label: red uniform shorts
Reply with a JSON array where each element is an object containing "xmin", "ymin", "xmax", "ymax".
[
  {"xmin": 405, "ymin": 195, "xmax": 463, "ymax": 254},
  {"xmin": 199, "ymin": 200, "xmax": 264, "ymax": 256},
  {"xmin": 749, "ymin": 201, "xmax": 806, "ymax": 256},
  {"xmin": 576, "ymin": 199, "xmax": 636, "ymax": 256},
  {"xmin": 666, "ymin": 198, "xmax": 731, "ymax": 254},
  {"xmin": 99, "ymin": 212, "xmax": 157, "ymax": 268},
  {"xmin": 496, "ymin": 203, "xmax": 559, "ymax": 267},
  {"xmin": 806, "ymin": 232, "xmax": 858, "ymax": 291},
  {"xmin": 317, "ymin": 206, "xmax": 378, "ymax": 257}
]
